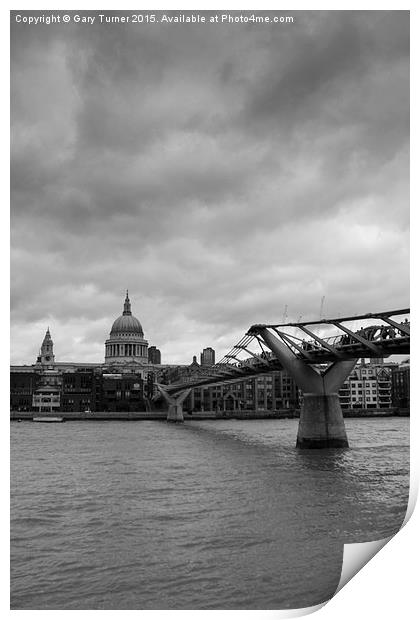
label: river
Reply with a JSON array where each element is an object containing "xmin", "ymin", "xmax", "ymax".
[{"xmin": 10, "ymin": 417, "xmax": 409, "ymax": 609}]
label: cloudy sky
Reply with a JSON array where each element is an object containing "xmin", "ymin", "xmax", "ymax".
[{"xmin": 10, "ymin": 10, "xmax": 409, "ymax": 365}]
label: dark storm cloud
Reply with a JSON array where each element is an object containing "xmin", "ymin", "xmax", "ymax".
[
  {"xmin": 10, "ymin": 11, "xmax": 409, "ymax": 364},
  {"xmin": 245, "ymin": 12, "xmax": 408, "ymax": 121}
]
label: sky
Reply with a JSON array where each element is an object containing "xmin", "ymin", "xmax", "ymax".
[{"xmin": 10, "ymin": 10, "xmax": 409, "ymax": 365}]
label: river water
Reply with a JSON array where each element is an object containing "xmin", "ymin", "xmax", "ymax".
[{"xmin": 10, "ymin": 417, "xmax": 409, "ymax": 610}]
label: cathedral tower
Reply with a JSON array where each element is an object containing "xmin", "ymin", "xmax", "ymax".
[{"xmin": 36, "ymin": 328, "xmax": 55, "ymax": 365}]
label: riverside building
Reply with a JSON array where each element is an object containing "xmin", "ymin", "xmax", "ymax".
[
  {"xmin": 338, "ymin": 360, "xmax": 395, "ymax": 410},
  {"xmin": 391, "ymin": 359, "xmax": 410, "ymax": 410},
  {"xmin": 10, "ymin": 293, "xmax": 164, "ymax": 413}
]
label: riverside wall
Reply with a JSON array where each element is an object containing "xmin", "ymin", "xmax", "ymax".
[{"xmin": 10, "ymin": 408, "xmax": 408, "ymax": 421}]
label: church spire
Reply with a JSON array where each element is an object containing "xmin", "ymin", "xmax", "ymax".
[
  {"xmin": 123, "ymin": 290, "xmax": 132, "ymax": 315},
  {"xmin": 37, "ymin": 327, "xmax": 55, "ymax": 365}
]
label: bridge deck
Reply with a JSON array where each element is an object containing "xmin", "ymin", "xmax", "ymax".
[{"xmin": 160, "ymin": 310, "xmax": 410, "ymax": 394}]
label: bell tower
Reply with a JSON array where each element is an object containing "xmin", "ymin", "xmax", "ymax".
[{"xmin": 36, "ymin": 328, "xmax": 55, "ymax": 365}]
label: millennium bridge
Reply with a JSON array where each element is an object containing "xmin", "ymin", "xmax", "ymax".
[{"xmin": 157, "ymin": 308, "xmax": 410, "ymax": 449}]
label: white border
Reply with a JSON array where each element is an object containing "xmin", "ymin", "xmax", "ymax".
[{"xmin": 4, "ymin": 2, "xmax": 417, "ymax": 619}]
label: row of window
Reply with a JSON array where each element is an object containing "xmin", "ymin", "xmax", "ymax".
[{"xmin": 351, "ymin": 382, "xmax": 376, "ymax": 387}]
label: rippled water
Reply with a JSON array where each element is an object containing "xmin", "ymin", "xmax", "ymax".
[{"xmin": 10, "ymin": 417, "xmax": 409, "ymax": 610}]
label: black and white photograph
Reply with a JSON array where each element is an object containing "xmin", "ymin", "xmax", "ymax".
[{"xmin": 10, "ymin": 6, "xmax": 411, "ymax": 612}]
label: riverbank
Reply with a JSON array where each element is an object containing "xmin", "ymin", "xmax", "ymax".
[{"xmin": 10, "ymin": 408, "xmax": 409, "ymax": 421}]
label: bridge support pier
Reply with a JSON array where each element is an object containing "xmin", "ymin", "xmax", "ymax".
[
  {"xmin": 256, "ymin": 328, "xmax": 356, "ymax": 449},
  {"xmin": 157, "ymin": 386, "xmax": 191, "ymax": 423},
  {"xmin": 297, "ymin": 393, "xmax": 348, "ymax": 448}
]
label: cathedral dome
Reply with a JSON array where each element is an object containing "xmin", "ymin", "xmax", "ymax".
[
  {"xmin": 105, "ymin": 292, "xmax": 149, "ymax": 364},
  {"xmin": 110, "ymin": 292, "xmax": 144, "ymax": 337},
  {"xmin": 111, "ymin": 314, "xmax": 144, "ymax": 336}
]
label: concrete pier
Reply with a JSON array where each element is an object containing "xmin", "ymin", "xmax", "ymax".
[
  {"xmin": 167, "ymin": 402, "xmax": 185, "ymax": 423},
  {"xmin": 157, "ymin": 386, "xmax": 191, "ymax": 423},
  {"xmin": 297, "ymin": 394, "xmax": 349, "ymax": 448},
  {"xmin": 256, "ymin": 328, "xmax": 356, "ymax": 448}
]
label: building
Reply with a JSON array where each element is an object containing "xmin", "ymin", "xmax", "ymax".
[
  {"xmin": 200, "ymin": 347, "xmax": 215, "ymax": 366},
  {"xmin": 32, "ymin": 368, "xmax": 62, "ymax": 413},
  {"xmin": 183, "ymin": 358, "xmax": 406, "ymax": 414},
  {"xmin": 100, "ymin": 372, "xmax": 146, "ymax": 412},
  {"xmin": 10, "ymin": 293, "xmax": 165, "ymax": 412},
  {"xmin": 10, "ymin": 369, "xmax": 41, "ymax": 411},
  {"xmin": 184, "ymin": 370, "xmax": 300, "ymax": 413},
  {"xmin": 391, "ymin": 360, "xmax": 410, "ymax": 409},
  {"xmin": 338, "ymin": 360, "xmax": 395, "ymax": 409},
  {"xmin": 104, "ymin": 292, "xmax": 149, "ymax": 364},
  {"xmin": 273, "ymin": 371, "xmax": 300, "ymax": 409},
  {"xmin": 61, "ymin": 368, "xmax": 100, "ymax": 413},
  {"xmin": 148, "ymin": 346, "xmax": 161, "ymax": 365}
]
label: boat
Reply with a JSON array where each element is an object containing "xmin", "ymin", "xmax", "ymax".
[{"xmin": 32, "ymin": 416, "xmax": 65, "ymax": 423}]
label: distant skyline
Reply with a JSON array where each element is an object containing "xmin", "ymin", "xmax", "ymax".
[{"xmin": 11, "ymin": 10, "xmax": 409, "ymax": 365}]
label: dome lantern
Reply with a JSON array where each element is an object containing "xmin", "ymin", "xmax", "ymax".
[{"xmin": 123, "ymin": 290, "xmax": 131, "ymax": 315}]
